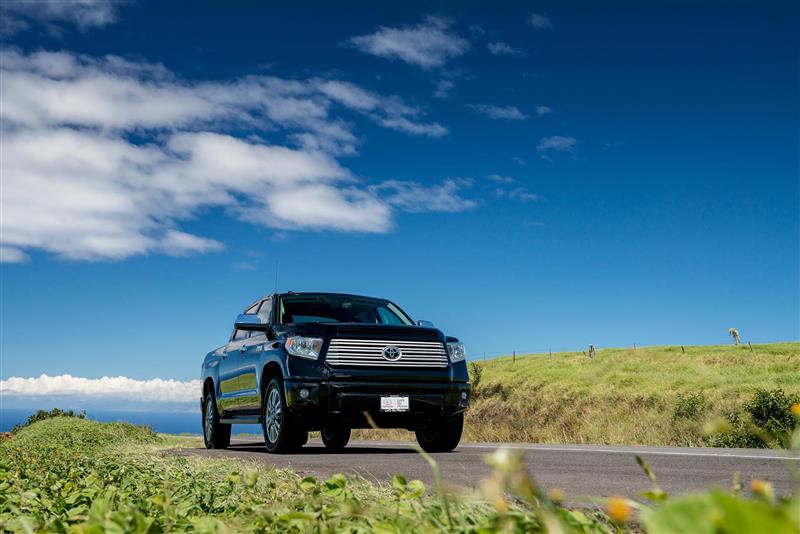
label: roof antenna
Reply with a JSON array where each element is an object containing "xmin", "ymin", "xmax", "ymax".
[{"xmin": 274, "ymin": 260, "xmax": 279, "ymax": 292}]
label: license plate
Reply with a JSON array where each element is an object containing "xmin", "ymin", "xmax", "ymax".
[{"xmin": 380, "ymin": 395, "xmax": 410, "ymax": 412}]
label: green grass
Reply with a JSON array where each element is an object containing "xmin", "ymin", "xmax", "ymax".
[
  {"xmin": 465, "ymin": 342, "xmax": 800, "ymax": 446},
  {"xmin": 354, "ymin": 342, "xmax": 800, "ymax": 447},
  {"xmin": 0, "ymin": 417, "xmax": 613, "ymax": 532},
  {"xmin": 2, "ymin": 416, "xmax": 798, "ymax": 533}
]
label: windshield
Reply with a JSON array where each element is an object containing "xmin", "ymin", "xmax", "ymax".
[{"xmin": 279, "ymin": 294, "xmax": 414, "ymax": 325}]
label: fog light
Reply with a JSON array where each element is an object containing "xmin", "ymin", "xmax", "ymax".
[
  {"xmin": 461, "ymin": 391, "xmax": 468, "ymax": 400},
  {"xmin": 300, "ymin": 388, "xmax": 310, "ymax": 399}
]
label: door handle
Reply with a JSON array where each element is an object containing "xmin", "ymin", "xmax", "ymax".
[{"xmin": 239, "ymin": 345, "xmax": 246, "ymax": 353}]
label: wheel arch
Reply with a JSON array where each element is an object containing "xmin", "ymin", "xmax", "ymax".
[
  {"xmin": 261, "ymin": 361, "xmax": 283, "ymax": 399},
  {"xmin": 202, "ymin": 377, "xmax": 215, "ymax": 406}
]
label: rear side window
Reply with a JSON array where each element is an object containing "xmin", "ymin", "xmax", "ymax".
[{"xmin": 257, "ymin": 298, "xmax": 272, "ymax": 324}]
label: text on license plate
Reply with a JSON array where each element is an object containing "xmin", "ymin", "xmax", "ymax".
[{"xmin": 380, "ymin": 396, "xmax": 410, "ymax": 412}]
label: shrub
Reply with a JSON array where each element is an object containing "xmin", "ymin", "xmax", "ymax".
[
  {"xmin": 699, "ymin": 389, "xmax": 800, "ymax": 449},
  {"xmin": 745, "ymin": 388, "xmax": 800, "ymax": 440},
  {"xmin": 11, "ymin": 408, "xmax": 86, "ymax": 433},
  {"xmin": 469, "ymin": 362, "xmax": 483, "ymax": 391},
  {"xmin": 703, "ymin": 409, "xmax": 766, "ymax": 448},
  {"xmin": 672, "ymin": 392, "xmax": 706, "ymax": 421}
]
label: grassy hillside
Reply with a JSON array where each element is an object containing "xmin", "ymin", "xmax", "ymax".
[{"xmin": 464, "ymin": 342, "xmax": 800, "ymax": 446}]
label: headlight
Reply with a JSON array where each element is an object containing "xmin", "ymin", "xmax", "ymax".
[
  {"xmin": 447, "ymin": 342, "xmax": 466, "ymax": 362},
  {"xmin": 285, "ymin": 336, "xmax": 323, "ymax": 360}
]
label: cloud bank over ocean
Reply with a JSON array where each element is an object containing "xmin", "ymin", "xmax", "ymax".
[{"xmin": 0, "ymin": 374, "xmax": 201, "ymax": 407}]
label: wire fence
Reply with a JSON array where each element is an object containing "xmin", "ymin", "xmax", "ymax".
[{"xmin": 469, "ymin": 339, "xmax": 779, "ymax": 363}]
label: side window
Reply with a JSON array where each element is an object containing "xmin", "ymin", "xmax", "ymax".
[
  {"xmin": 245, "ymin": 302, "xmax": 260, "ymax": 314},
  {"xmin": 232, "ymin": 328, "xmax": 248, "ymax": 341},
  {"xmin": 257, "ymin": 298, "xmax": 272, "ymax": 325}
]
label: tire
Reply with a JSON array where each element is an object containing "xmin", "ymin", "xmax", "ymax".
[
  {"xmin": 262, "ymin": 378, "xmax": 302, "ymax": 453},
  {"xmin": 415, "ymin": 413, "xmax": 463, "ymax": 453},
  {"xmin": 292, "ymin": 429, "xmax": 309, "ymax": 448},
  {"xmin": 321, "ymin": 425, "xmax": 351, "ymax": 451},
  {"xmin": 203, "ymin": 392, "xmax": 231, "ymax": 449}
]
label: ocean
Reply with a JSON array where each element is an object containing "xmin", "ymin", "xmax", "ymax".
[{"xmin": 0, "ymin": 408, "xmax": 258, "ymax": 436}]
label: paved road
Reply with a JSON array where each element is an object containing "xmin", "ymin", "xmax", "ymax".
[{"xmin": 173, "ymin": 438, "xmax": 799, "ymax": 501}]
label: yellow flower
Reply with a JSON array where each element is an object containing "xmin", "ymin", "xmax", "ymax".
[
  {"xmin": 607, "ymin": 496, "xmax": 632, "ymax": 524},
  {"xmin": 751, "ymin": 479, "xmax": 774, "ymax": 500},
  {"xmin": 548, "ymin": 488, "xmax": 564, "ymax": 504},
  {"xmin": 492, "ymin": 496, "xmax": 509, "ymax": 513},
  {"xmin": 791, "ymin": 403, "xmax": 800, "ymax": 416}
]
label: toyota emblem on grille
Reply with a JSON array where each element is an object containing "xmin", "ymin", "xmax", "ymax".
[{"xmin": 382, "ymin": 345, "xmax": 402, "ymax": 361}]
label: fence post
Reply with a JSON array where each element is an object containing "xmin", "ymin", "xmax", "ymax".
[
  {"xmin": 681, "ymin": 345, "xmax": 685, "ymax": 353},
  {"xmin": 748, "ymin": 342, "xmax": 755, "ymax": 355},
  {"xmin": 513, "ymin": 351, "xmax": 516, "ymax": 364}
]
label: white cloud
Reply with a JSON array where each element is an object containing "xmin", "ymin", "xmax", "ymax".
[
  {"xmin": 488, "ymin": 176, "xmax": 538, "ymax": 203},
  {"xmin": 2, "ymin": 50, "xmax": 446, "ymax": 153},
  {"xmin": 313, "ymin": 79, "xmax": 447, "ymax": 137},
  {"xmin": 2, "ymin": 127, "xmax": 352, "ymax": 260},
  {"xmin": 0, "ymin": 247, "xmax": 30, "ymax": 263},
  {"xmin": 0, "ymin": 50, "xmax": 465, "ymax": 261},
  {"xmin": 537, "ymin": 135, "xmax": 578, "ymax": 152},
  {"xmin": 487, "ymin": 174, "xmax": 517, "ymax": 184},
  {"xmin": 245, "ymin": 184, "xmax": 392, "ymax": 233},
  {"xmin": 488, "ymin": 42, "xmax": 524, "ymax": 56},
  {"xmin": 469, "ymin": 104, "xmax": 529, "ymax": 120},
  {"xmin": 495, "ymin": 187, "xmax": 539, "ymax": 203},
  {"xmin": 378, "ymin": 116, "xmax": 448, "ymax": 137},
  {"xmin": 536, "ymin": 105, "xmax": 554, "ymax": 116},
  {"xmin": 158, "ymin": 230, "xmax": 224, "ymax": 256},
  {"xmin": 2, "ymin": 0, "xmax": 117, "ymax": 36},
  {"xmin": 348, "ymin": 15, "xmax": 469, "ymax": 70},
  {"xmin": 371, "ymin": 179, "xmax": 476, "ymax": 213},
  {"xmin": 528, "ymin": 13, "xmax": 554, "ymax": 30},
  {"xmin": 433, "ymin": 80, "xmax": 455, "ymax": 98},
  {"xmin": 0, "ymin": 374, "xmax": 200, "ymax": 403}
]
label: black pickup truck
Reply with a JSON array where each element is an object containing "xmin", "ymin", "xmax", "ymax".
[{"xmin": 200, "ymin": 292, "xmax": 470, "ymax": 453}]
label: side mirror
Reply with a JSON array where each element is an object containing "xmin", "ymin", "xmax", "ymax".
[
  {"xmin": 417, "ymin": 320, "xmax": 434, "ymax": 328},
  {"xmin": 234, "ymin": 314, "xmax": 266, "ymax": 331}
]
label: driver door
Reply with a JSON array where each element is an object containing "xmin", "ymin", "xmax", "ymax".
[
  {"xmin": 217, "ymin": 328, "xmax": 249, "ymax": 414},
  {"xmin": 217, "ymin": 301, "xmax": 261, "ymax": 415}
]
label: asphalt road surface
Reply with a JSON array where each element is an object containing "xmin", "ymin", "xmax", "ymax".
[{"xmin": 173, "ymin": 438, "xmax": 799, "ymax": 501}]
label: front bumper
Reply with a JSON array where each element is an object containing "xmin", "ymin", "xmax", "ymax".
[{"xmin": 284, "ymin": 379, "xmax": 470, "ymax": 430}]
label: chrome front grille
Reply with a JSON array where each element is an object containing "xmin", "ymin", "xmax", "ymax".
[{"xmin": 325, "ymin": 339, "xmax": 449, "ymax": 368}]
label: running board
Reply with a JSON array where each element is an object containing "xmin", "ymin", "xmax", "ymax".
[{"xmin": 219, "ymin": 416, "xmax": 262, "ymax": 425}]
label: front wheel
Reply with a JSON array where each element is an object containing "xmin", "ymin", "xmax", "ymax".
[
  {"xmin": 203, "ymin": 392, "xmax": 231, "ymax": 449},
  {"xmin": 262, "ymin": 378, "xmax": 303, "ymax": 453},
  {"xmin": 415, "ymin": 413, "xmax": 463, "ymax": 453}
]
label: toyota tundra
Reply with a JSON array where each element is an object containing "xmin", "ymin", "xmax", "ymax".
[{"xmin": 200, "ymin": 292, "xmax": 470, "ymax": 453}]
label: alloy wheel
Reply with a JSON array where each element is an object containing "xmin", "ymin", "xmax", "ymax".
[
  {"xmin": 204, "ymin": 399, "xmax": 214, "ymax": 442},
  {"xmin": 265, "ymin": 387, "xmax": 282, "ymax": 444}
]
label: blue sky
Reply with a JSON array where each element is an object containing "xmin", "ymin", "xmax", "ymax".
[{"xmin": 1, "ymin": 0, "xmax": 798, "ymax": 407}]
